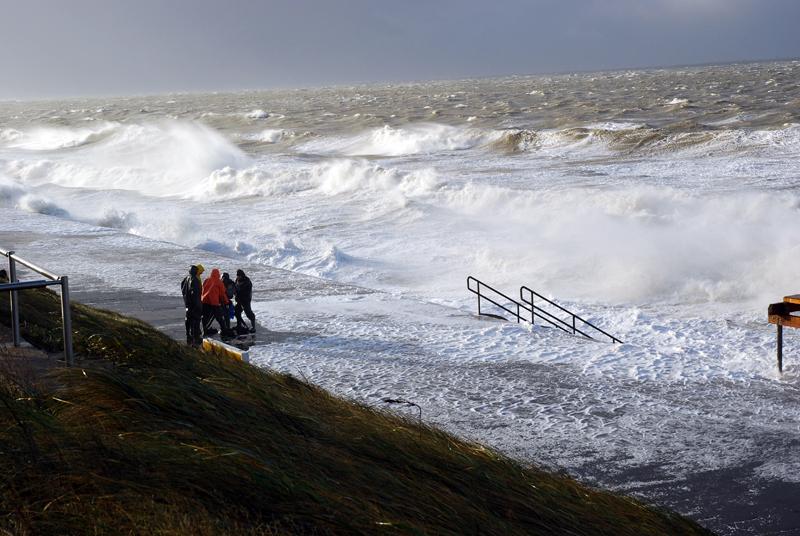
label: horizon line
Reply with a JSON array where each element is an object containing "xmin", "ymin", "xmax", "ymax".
[{"xmin": 2, "ymin": 54, "xmax": 798, "ymax": 105}]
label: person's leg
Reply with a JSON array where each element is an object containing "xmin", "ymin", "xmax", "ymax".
[
  {"xmin": 234, "ymin": 302, "xmax": 247, "ymax": 329},
  {"xmin": 216, "ymin": 306, "xmax": 236, "ymax": 338},
  {"xmin": 184, "ymin": 310, "xmax": 192, "ymax": 344},
  {"xmin": 213, "ymin": 305, "xmax": 226, "ymax": 332},
  {"xmin": 202, "ymin": 304, "xmax": 210, "ymax": 334},
  {"xmin": 190, "ymin": 310, "xmax": 202, "ymax": 346},
  {"xmin": 202, "ymin": 304, "xmax": 210, "ymax": 335},
  {"xmin": 243, "ymin": 300, "xmax": 256, "ymax": 332},
  {"xmin": 202, "ymin": 304, "xmax": 218, "ymax": 335},
  {"xmin": 222, "ymin": 303, "xmax": 231, "ymax": 331}
]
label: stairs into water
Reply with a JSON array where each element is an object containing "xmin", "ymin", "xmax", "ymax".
[{"xmin": 467, "ymin": 276, "xmax": 622, "ymax": 343}]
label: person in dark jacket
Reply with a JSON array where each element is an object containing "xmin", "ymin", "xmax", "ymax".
[
  {"xmin": 234, "ymin": 269, "xmax": 257, "ymax": 333},
  {"xmin": 221, "ymin": 272, "xmax": 236, "ymax": 332},
  {"xmin": 181, "ymin": 265, "xmax": 203, "ymax": 346}
]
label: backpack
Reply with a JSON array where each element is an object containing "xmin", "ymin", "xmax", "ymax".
[
  {"xmin": 181, "ymin": 276, "xmax": 192, "ymax": 308},
  {"xmin": 224, "ymin": 280, "xmax": 236, "ymax": 300}
]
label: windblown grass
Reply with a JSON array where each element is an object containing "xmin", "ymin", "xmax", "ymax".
[{"xmin": 0, "ymin": 289, "xmax": 714, "ymax": 535}]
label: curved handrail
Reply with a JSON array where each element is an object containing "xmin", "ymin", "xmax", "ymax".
[{"xmin": 519, "ymin": 285, "xmax": 622, "ymax": 343}]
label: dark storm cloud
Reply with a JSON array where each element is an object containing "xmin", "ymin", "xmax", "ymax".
[{"xmin": 0, "ymin": 0, "xmax": 798, "ymax": 99}]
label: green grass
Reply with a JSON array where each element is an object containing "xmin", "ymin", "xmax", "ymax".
[{"xmin": 0, "ymin": 289, "xmax": 714, "ymax": 535}]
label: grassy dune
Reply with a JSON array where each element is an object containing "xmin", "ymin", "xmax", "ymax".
[{"xmin": 0, "ymin": 289, "xmax": 714, "ymax": 535}]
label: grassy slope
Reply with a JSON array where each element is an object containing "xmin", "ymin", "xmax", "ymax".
[{"xmin": 0, "ymin": 289, "xmax": 714, "ymax": 535}]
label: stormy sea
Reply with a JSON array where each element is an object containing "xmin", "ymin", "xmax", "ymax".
[{"xmin": 2, "ymin": 59, "xmax": 800, "ymax": 534}]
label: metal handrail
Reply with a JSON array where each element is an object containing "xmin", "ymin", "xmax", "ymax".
[
  {"xmin": 467, "ymin": 276, "xmax": 573, "ymax": 335},
  {"xmin": 0, "ymin": 248, "xmax": 74, "ymax": 365},
  {"xmin": 467, "ymin": 276, "xmax": 528, "ymax": 324},
  {"xmin": 466, "ymin": 276, "xmax": 622, "ymax": 344},
  {"xmin": 520, "ymin": 285, "xmax": 622, "ymax": 344}
]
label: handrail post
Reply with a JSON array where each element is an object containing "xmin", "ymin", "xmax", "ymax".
[
  {"xmin": 477, "ymin": 281, "xmax": 481, "ymax": 316},
  {"xmin": 516, "ymin": 302, "xmax": 520, "ymax": 323},
  {"xmin": 572, "ymin": 315, "xmax": 576, "ymax": 334},
  {"xmin": 60, "ymin": 276, "xmax": 74, "ymax": 367},
  {"xmin": 530, "ymin": 292, "xmax": 534, "ymax": 325},
  {"xmin": 8, "ymin": 253, "xmax": 20, "ymax": 347}
]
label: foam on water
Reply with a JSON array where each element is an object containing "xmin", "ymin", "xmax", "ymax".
[
  {"xmin": 247, "ymin": 109, "xmax": 270, "ymax": 119},
  {"xmin": 4, "ymin": 118, "xmax": 799, "ymax": 311},
  {"xmin": 245, "ymin": 128, "xmax": 293, "ymax": 143}
]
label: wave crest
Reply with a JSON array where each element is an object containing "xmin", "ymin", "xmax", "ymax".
[
  {"xmin": 4, "ymin": 122, "xmax": 120, "ymax": 151},
  {"xmin": 494, "ymin": 123, "xmax": 800, "ymax": 157},
  {"xmin": 298, "ymin": 123, "xmax": 501, "ymax": 156}
]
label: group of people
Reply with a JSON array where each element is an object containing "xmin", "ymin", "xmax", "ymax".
[{"xmin": 181, "ymin": 264, "xmax": 257, "ymax": 347}]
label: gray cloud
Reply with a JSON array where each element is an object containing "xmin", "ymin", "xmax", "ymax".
[{"xmin": 0, "ymin": 0, "xmax": 797, "ymax": 99}]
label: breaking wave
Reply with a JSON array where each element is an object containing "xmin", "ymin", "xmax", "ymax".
[
  {"xmin": 491, "ymin": 122, "xmax": 800, "ymax": 157},
  {"xmin": 2, "ymin": 122, "xmax": 120, "ymax": 151},
  {"xmin": 199, "ymin": 159, "xmax": 439, "ymax": 202},
  {"xmin": 429, "ymin": 183, "xmax": 800, "ymax": 305},
  {"xmin": 292, "ymin": 121, "xmax": 800, "ymax": 160},
  {"xmin": 4, "ymin": 120, "xmax": 251, "ymax": 196},
  {"xmin": 0, "ymin": 173, "xmax": 70, "ymax": 218},
  {"xmin": 297, "ymin": 123, "xmax": 502, "ymax": 156}
]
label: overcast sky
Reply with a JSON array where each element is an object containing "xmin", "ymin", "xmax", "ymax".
[{"xmin": 1, "ymin": 0, "xmax": 798, "ymax": 99}]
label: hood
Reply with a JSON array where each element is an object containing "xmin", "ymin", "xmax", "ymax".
[
  {"xmin": 196, "ymin": 264, "xmax": 205, "ymax": 277},
  {"xmin": 209, "ymin": 268, "xmax": 221, "ymax": 280},
  {"xmin": 189, "ymin": 265, "xmax": 198, "ymax": 277}
]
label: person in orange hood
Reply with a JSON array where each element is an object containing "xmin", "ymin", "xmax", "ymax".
[{"xmin": 201, "ymin": 268, "xmax": 231, "ymax": 337}]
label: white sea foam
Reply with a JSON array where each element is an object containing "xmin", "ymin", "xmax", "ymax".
[
  {"xmin": 0, "ymin": 128, "xmax": 23, "ymax": 143},
  {"xmin": 17, "ymin": 194, "xmax": 70, "ymax": 217},
  {"xmin": 244, "ymin": 128, "xmax": 295, "ymax": 143},
  {"xmin": 667, "ymin": 97, "xmax": 690, "ymax": 106},
  {"xmin": 0, "ymin": 174, "xmax": 25, "ymax": 201},
  {"xmin": 312, "ymin": 159, "xmax": 439, "ymax": 197}
]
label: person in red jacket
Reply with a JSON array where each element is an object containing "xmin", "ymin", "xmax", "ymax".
[{"xmin": 201, "ymin": 268, "xmax": 231, "ymax": 337}]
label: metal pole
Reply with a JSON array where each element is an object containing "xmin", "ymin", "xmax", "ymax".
[
  {"xmin": 572, "ymin": 315, "xmax": 576, "ymax": 335},
  {"xmin": 8, "ymin": 253, "xmax": 20, "ymax": 347},
  {"xmin": 777, "ymin": 324, "xmax": 783, "ymax": 373},
  {"xmin": 477, "ymin": 282, "xmax": 481, "ymax": 316},
  {"xmin": 60, "ymin": 276, "xmax": 74, "ymax": 367}
]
